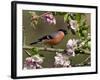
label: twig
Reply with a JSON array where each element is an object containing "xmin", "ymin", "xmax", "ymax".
[
  {"xmin": 24, "ymin": 50, "xmax": 31, "ymax": 57},
  {"xmin": 80, "ymin": 56, "xmax": 90, "ymax": 64}
]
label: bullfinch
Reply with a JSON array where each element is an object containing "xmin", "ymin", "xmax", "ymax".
[{"xmin": 30, "ymin": 29, "xmax": 67, "ymax": 47}]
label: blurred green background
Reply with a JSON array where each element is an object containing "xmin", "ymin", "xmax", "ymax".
[{"xmin": 22, "ymin": 10, "xmax": 91, "ymax": 68}]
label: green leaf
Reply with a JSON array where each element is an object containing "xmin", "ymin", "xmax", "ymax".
[
  {"xmin": 87, "ymin": 41, "xmax": 91, "ymax": 49},
  {"xmin": 31, "ymin": 47, "xmax": 39, "ymax": 55},
  {"xmin": 82, "ymin": 26, "xmax": 88, "ymax": 30},
  {"xmin": 70, "ymin": 13, "xmax": 76, "ymax": 20},
  {"xmin": 64, "ymin": 14, "xmax": 69, "ymax": 22},
  {"xmin": 75, "ymin": 14, "xmax": 81, "ymax": 23},
  {"xmin": 82, "ymin": 30, "xmax": 87, "ymax": 35},
  {"xmin": 78, "ymin": 29, "xmax": 85, "ymax": 38}
]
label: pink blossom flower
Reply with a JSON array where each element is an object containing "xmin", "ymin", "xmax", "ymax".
[
  {"xmin": 42, "ymin": 13, "xmax": 56, "ymax": 25},
  {"xmin": 24, "ymin": 55, "xmax": 44, "ymax": 69},
  {"xmin": 67, "ymin": 20, "xmax": 78, "ymax": 35},
  {"xmin": 65, "ymin": 39, "xmax": 79, "ymax": 56},
  {"xmin": 66, "ymin": 39, "xmax": 77, "ymax": 49},
  {"xmin": 54, "ymin": 52, "xmax": 71, "ymax": 67},
  {"xmin": 66, "ymin": 49, "xmax": 75, "ymax": 56},
  {"xmin": 69, "ymin": 20, "xmax": 78, "ymax": 30},
  {"xmin": 63, "ymin": 60, "xmax": 71, "ymax": 67}
]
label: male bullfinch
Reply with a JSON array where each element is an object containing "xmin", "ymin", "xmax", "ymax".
[{"xmin": 30, "ymin": 29, "xmax": 67, "ymax": 47}]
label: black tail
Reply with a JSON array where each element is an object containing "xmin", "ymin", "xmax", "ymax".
[
  {"xmin": 30, "ymin": 40, "xmax": 40, "ymax": 45},
  {"xmin": 30, "ymin": 35, "xmax": 48, "ymax": 45}
]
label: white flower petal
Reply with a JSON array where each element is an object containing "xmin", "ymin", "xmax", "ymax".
[
  {"xmin": 71, "ymin": 25, "xmax": 76, "ymax": 30},
  {"xmin": 72, "ymin": 51, "xmax": 75, "ymax": 56},
  {"xmin": 54, "ymin": 52, "xmax": 71, "ymax": 67},
  {"xmin": 66, "ymin": 39, "xmax": 73, "ymax": 48},
  {"xmin": 63, "ymin": 60, "xmax": 70, "ymax": 67}
]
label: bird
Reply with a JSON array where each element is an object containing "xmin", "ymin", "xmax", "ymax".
[{"xmin": 30, "ymin": 29, "xmax": 67, "ymax": 48}]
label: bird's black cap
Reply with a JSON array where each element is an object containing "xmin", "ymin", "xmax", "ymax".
[{"xmin": 58, "ymin": 29, "xmax": 67, "ymax": 35}]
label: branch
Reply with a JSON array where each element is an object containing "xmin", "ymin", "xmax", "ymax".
[
  {"xmin": 23, "ymin": 46, "xmax": 63, "ymax": 52},
  {"xmin": 23, "ymin": 45, "xmax": 90, "ymax": 55}
]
